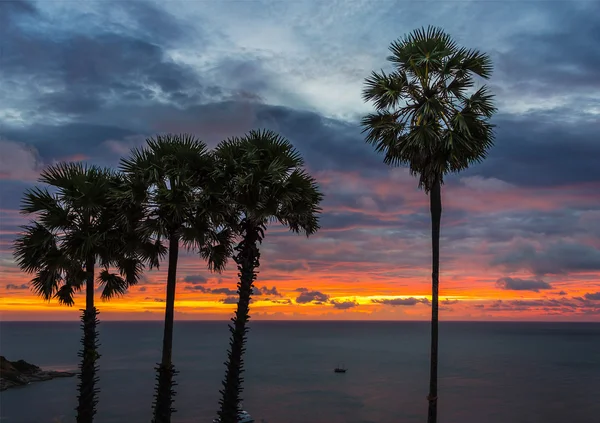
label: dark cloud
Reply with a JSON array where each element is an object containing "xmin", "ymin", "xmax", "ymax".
[
  {"xmin": 267, "ymin": 298, "xmax": 292, "ymax": 305},
  {"xmin": 495, "ymin": 2, "xmax": 600, "ymax": 95},
  {"xmin": 295, "ymin": 287, "xmax": 309, "ymax": 292},
  {"xmin": 221, "ymin": 296, "xmax": 238, "ymax": 304},
  {"xmin": 331, "ymin": 300, "xmax": 359, "ymax": 310},
  {"xmin": 269, "ymin": 261, "xmax": 309, "ymax": 272},
  {"xmin": 186, "ymin": 286, "xmax": 208, "ymax": 292},
  {"xmin": 145, "ymin": 297, "xmax": 165, "ymax": 302},
  {"xmin": 584, "ymin": 292, "xmax": 600, "ymax": 301},
  {"xmin": 371, "ymin": 297, "xmax": 428, "ymax": 306},
  {"xmin": 491, "ymin": 242, "xmax": 600, "ymax": 275},
  {"xmin": 0, "ymin": 180, "xmax": 34, "ymax": 210},
  {"xmin": 556, "ymin": 291, "xmax": 567, "ymax": 296},
  {"xmin": 443, "ymin": 209, "xmax": 596, "ymax": 244},
  {"xmin": 183, "ymin": 285, "xmax": 241, "ymax": 296},
  {"xmin": 1, "ymin": 1, "xmax": 217, "ymax": 118},
  {"xmin": 296, "ymin": 290, "xmax": 330, "ymax": 304},
  {"xmin": 211, "ymin": 287, "xmax": 238, "ymax": 296},
  {"xmin": 6, "ymin": 283, "xmax": 28, "ymax": 290},
  {"xmin": 495, "ymin": 277, "xmax": 552, "ymax": 292},
  {"xmin": 0, "ymin": 0, "xmax": 37, "ymax": 27},
  {"xmin": 139, "ymin": 287, "xmax": 147, "ymax": 292},
  {"xmin": 478, "ymin": 297, "xmax": 600, "ymax": 315},
  {"xmin": 460, "ymin": 112, "xmax": 600, "ymax": 188},
  {"xmin": 252, "ymin": 286, "xmax": 282, "ymax": 297},
  {"xmin": 183, "ymin": 274, "xmax": 208, "ymax": 284},
  {"xmin": 442, "ymin": 299, "xmax": 459, "ymax": 305},
  {"xmin": 1, "ymin": 123, "xmax": 137, "ymax": 163}
]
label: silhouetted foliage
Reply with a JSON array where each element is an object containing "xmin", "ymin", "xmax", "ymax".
[
  {"xmin": 119, "ymin": 134, "xmax": 233, "ymax": 423},
  {"xmin": 13, "ymin": 163, "xmax": 155, "ymax": 423},
  {"xmin": 214, "ymin": 130, "xmax": 323, "ymax": 423},
  {"xmin": 361, "ymin": 26, "xmax": 496, "ymax": 423}
]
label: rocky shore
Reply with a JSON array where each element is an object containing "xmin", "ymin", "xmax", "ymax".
[{"xmin": 0, "ymin": 356, "xmax": 75, "ymax": 391}]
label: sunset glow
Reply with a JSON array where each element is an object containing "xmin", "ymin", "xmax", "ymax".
[{"xmin": 1, "ymin": 0, "xmax": 600, "ymax": 321}]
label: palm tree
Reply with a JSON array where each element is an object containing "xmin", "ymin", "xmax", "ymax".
[
  {"xmin": 13, "ymin": 163, "xmax": 156, "ymax": 423},
  {"xmin": 118, "ymin": 134, "xmax": 233, "ymax": 423},
  {"xmin": 214, "ymin": 129, "xmax": 323, "ymax": 423},
  {"xmin": 361, "ymin": 26, "xmax": 496, "ymax": 423}
]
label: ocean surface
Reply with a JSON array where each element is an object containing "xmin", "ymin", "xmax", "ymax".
[{"xmin": 1, "ymin": 321, "xmax": 599, "ymax": 423}]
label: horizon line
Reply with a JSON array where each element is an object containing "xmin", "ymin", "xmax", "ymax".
[{"xmin": 2, "ymin": 319, "xmax": 599, "ymax": 324}]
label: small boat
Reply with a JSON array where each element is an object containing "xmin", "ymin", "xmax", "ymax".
[
  {"xmin": 212, "ymin": 407, "xmax": 255, "ymax": 423},
  {"xmin": 334, "ymin": 364, "xmax": 347, "ymax": 373}
]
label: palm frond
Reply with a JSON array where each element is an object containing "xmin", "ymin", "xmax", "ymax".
[
  {"xmin": 362, "ymin": 27, "xmax": 496, "ymax": 192},
  {"xmin": 98, "ymin": 269, "xmax": 128, "ymax": 301},
  {"xmin": 54, "ymin": 282, "xmax": 78, "ymax": 306},
  {"xmin": 31, "ymin": 268, "xmax": 64, "ymax": 301},
  {"xmin": 362, "ymin": 70, "xmax": 410, "ymax": 111},
  {"xmin": 198, "ymin": 227, "xmax": 236, "ymax": 273},
  {"xmin": 13, "ymin": 223, "xmax": 59, "ymax": 273}
]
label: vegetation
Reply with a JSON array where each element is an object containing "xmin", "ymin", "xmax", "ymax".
[
  {"xmin": 9, "ymin": 24, "xmax": 498, "ymax": 423},
  {"xmin": 213, "ymin": 130, "xmax": 323, "ymax": 423},
  {"xmin": 13, "ymin": 163, "xmax": 159, "ymax": 423},
  {"xmin": 118, "ymin": 134, "xmax": 233, "ymax": 423},
  {"xmin": 361, "ymin": 26, "xmax": 496, "ymax": 423}
]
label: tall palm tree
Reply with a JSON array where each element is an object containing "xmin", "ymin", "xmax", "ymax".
[
  {"xmin": 214, "ymin": 129, "xmax": 323, "ymax": 423},
  {"xmin": 361, "ymin": 26, "xmax": 496, "ymax": 423},
  {"xmin": 13, "ymin": 163, "xmax": 156, "ymax": 423},
  {"xmin": 119, "ymin": 134, "xmax": 233, "ymax": 423}
]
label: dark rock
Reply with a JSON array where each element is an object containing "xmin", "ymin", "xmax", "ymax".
[{"xmin": 0, "ymin": 356, "xmax": 75, "ymax": 391}]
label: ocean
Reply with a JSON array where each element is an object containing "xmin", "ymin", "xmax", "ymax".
[{"xmin": 0, "ymin": 321, "xmax": 599, "ymax": 423}]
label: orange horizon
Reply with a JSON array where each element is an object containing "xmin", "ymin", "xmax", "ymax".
[{"xmin": 2, "ymin": 170, "xmax": 600, "ymax": 322}]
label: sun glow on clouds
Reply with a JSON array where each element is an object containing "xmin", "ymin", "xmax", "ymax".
[{"xmin": 1, "ymin": 0, "xmax": 600, "ymax": 320}]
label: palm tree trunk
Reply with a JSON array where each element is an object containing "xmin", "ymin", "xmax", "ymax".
[
  {"xmin": 218, "ymin": 222, "xmax": 261, "ymax": 423},
  {"xmin": 427, "ymin": 178, "xmax": 442, "ymax": 423},
  {"xmin": 152, "ymin": 233, "xmax": 180, "ymax": 423},
  {"xmin": 76, "ymin": 257, "xmax": 100, "ymax": 423}
]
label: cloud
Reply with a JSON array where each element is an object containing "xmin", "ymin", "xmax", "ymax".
[
  {"xmin": 460, "ymin": 176, "xmax": 514, "ymax": 192},
  {"xmin": 584, "ymin": 292, "xmax": 600, "ymax": 301},
  {"xmin": 6, "ymin": 283, "xmax": 29, "ymax": 290},
  {"xmin": 183, "ymin": 274, "xmax": 208, "ymax": 284},
  {"xmin": 144, "ymin": 297, "xmax": 165, "ymax": 302},
  {"xmin": 253, "ymin": 286, "xmax": 282, "ymax": 297},
  {"xmin": 210, "ymin": 287, "xmax": 238, "ymax": 296},
  {"xmin": 267, "ymin": 298, "xmax": 292, "ymax": 305},
  {"xmin": 477, "ymin": 297, "xmax": 600, "ymax": 315},
  {"xmin": 185, "ymin": 285, "xmax": 208, "ymax": 292},
  {"xmin": 371, "ymin": 297, "xmax": 429, "ymax": 306},
  {"xmin": 269, "ymin": 261, "xmax": 309, "ymax": 272},
  {"xmin": 221, "ymin": 296, "xmax": 238, "ymax": 304},
  {"xmin": 491, "ymin": 242, "xmax": 600, "ymax": 275},
  {"xmin": 495, "ymin": 277, "xmax": 552, "ymax": 292},
  {"xmin": 330, "ymin": 300, "xmax": 358, "ymax": 310},
  {"xmin": 0, "ymin": 140, "xmax": 44, "ymax": 181},
  {"xmin": 139, "ymin": 287, "xmax": 147, "ymax": 292},
  {"xmin": 296, "ymin": 290, "xmax": 330, "ymax": 304},
  {"xmin": 2, "ymin": 0, "xmax": 600, "ymax": 322},
  {"xmin": 183, "ymin": 285, "xmax": 237, "ymax": 295}
]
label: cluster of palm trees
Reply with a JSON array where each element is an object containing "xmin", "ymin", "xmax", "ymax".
[
  {"xmin": 13, "ymin": 26, "xmax": 495, "ymax": 423},
  {"xmin": 14, "ymin": 130, "xmax": 323, "ymax": 423}
]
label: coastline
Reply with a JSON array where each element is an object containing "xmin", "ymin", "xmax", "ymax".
[{"xmin": 0, "ymin": 356, "xmax": 76, "ymax": 392}]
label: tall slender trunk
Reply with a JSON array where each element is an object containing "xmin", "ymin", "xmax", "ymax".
[
  {"xmin": 427, "ymin": 178, "xmax": 442, "ymax": 423},
  {"xmin": 76, "ymin": 256, "xmax": 100, "ymax": 423},
  {"xmin": 218, "ymin": 223, "xmax": 261, "ymax": 423},
  {"xmin": 152, "ymin": 233, "xmax": 180, "ymax": 423}
]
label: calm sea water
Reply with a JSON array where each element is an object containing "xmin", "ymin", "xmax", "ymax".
[{"xmin": 1, "ymin": 321, "xmax": 599, "ymax": 423}]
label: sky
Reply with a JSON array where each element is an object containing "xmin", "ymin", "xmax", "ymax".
[{"xmin": 1, "ymin": 0, "xmax": 599, "ymax": 321}]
